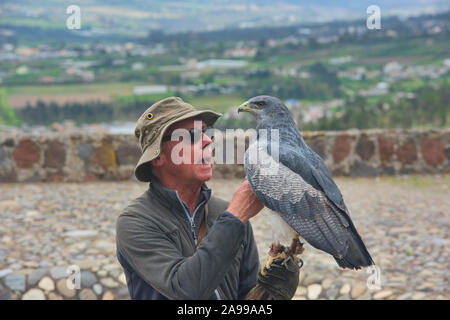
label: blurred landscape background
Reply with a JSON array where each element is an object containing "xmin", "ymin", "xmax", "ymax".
[
  {"xmin": 0, "ymin": 0, "xmax": 449, "ymax": 133},
  {"xmin": 0, "ymin": 1, "xmax": 449, "ymax": 301}
]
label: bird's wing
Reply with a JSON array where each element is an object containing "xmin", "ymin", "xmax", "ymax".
[
  {"xmin": 277, "ymin": 142, "xmax": 347, "ymax": 212},
  {"xmin": 244, "ymin": 146, "xmax": 373, "ymax": 269},
  {"xmin": 308, "ymin": 150, "xmax": 349, "ymax": 212}
]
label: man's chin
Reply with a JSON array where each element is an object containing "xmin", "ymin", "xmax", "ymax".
[{"xmin": 194, "ymin": 164, "xmax": 213, "ymax": 182}]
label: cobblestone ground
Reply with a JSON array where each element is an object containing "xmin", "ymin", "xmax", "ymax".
[{"xmin": 0, "ymin": 175, "xmax": 448, "ymax": 300}]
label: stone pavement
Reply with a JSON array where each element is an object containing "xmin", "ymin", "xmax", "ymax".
[{"xmin": 0, "ymin": 175, "xmax": 448, "ymax": 300}]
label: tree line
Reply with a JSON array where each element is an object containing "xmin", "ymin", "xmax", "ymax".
[
  {"xmin": 303, "ymin": 85, "xmax": 449, "ymax": 131},
  {"xmin": 12, "ymin": 84, "xmax": 449, "ymax": 130},
  {"xmin": 16, "ymin": 99, "xmax": 153, "ymax": 126}
]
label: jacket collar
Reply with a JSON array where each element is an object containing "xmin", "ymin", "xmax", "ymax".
[{"xmin": 148, "ymin": 173, "xmax": 212, "ymax": 215}]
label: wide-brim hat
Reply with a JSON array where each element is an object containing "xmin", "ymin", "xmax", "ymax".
[{"xmin": 134, "ymin": 97, "xmax": 222, "ymax": 182}]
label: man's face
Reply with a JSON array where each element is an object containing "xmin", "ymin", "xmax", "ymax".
[{"xmin": 154, "ymin": 117, "xmax": 214, "ymax": 184}]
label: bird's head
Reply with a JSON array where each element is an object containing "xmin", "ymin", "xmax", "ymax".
[{"xmin": 237, "ymin": 95, "xmax": 290, "ymax": 123}]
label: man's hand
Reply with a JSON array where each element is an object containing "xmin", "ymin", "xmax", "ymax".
[
  {"xmin": 246, "ymin": 248, "xmax": 301, "ymax": 300},
  {"xmin": 258, "ymin": 249, "xmax": 300, "ymax": 300},
  {"xmin": 227, "ymin": 180, "xmax": 264, "ymax": 223}
]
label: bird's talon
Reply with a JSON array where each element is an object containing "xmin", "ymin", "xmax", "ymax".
[
  {"xmin": 263, "ymin": 250, "xmax": 288, "ymax": 271},
  {"xmin": 295, "ymin": 244, "xmax": 305, "ymax": 255},
  {"xmin": 297, "ymin": 258, "xmax": 304, "ymax": 269},
  {"xmin": 268, "ymin": 243, "xmax": 284, "ymax": 256}
]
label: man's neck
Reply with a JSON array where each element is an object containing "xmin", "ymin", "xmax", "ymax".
[{"xmin": 156, "ymin": 173, "xmax": 203, "ymax": 215}]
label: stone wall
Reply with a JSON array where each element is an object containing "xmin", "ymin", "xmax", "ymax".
[{"xmin": 0, "ymin": 129, "xmax": 449, "ymax": 183}]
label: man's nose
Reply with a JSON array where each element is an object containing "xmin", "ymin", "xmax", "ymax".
[{"xmin": 201, "ymin": 132, "xmax": 213, "ymax": 147}]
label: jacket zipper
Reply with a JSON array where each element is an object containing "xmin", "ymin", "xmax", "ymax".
[
  {"xmin": 187, "ymin": 202, "xmax": 205, "ymax": 246},
  {"xmin": 190, "ymin": 219, "xmax": 198, "ymax": 245},
  {"xmin": 175, "ymin": 191, "xmax": 205, "ymax": 247},
  {"xmin": 175, "ymin": 192, "xmax": 221, "ymax": 300}
]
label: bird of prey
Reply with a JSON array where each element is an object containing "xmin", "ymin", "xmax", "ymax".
[{"xmin": 238, "ymin": 95, "xmax": 374, "ymax": 270}]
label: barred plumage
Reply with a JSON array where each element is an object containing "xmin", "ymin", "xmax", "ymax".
[{"xmin": 240, "ymin": 95, "xmax": 374, "ymax": 270}]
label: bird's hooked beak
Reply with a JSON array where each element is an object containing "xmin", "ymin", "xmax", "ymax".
[{"xmin": 237, "ymin": 101, "xmax": 252, "ymax": 114}]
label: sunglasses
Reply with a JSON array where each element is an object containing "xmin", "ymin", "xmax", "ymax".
[{"xmin": 162, "ymin": 126, "xmax": 215, "ymax": 144}]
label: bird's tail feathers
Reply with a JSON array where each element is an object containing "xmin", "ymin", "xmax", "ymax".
[{"xmin": 335, "ymin": 222, "xmax": 374, "ymax": 270}]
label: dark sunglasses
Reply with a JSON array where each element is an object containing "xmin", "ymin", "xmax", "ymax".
[{"xmin": 162, "ymin": 126, "xmax": 215, "ymax": 144}]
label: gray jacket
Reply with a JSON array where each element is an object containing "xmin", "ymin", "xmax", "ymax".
[{"xmin": 116, "ymin": 175, "xmax": 260, "ymax": 300}]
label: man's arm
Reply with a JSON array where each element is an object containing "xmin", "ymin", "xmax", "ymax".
[
  {"xmin": 237, "ymin": 221, "xmax": 260, "ymax": 299},
  {"xmin": 116, "ymin": 210, "xmax": 246, "ymax": 300}
]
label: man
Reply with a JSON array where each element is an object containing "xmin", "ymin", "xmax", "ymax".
[{"xmin": 116, "ymin": 97, "xmax": 299, "ymax": 300}]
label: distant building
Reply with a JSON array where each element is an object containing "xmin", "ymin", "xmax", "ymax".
[
  {"xmin": 285, "ymin": 98, "xmax": 300, "ymax": 111},
  {"xmin": 113, "ymin": 59, "xmax": 126, "ymax": 66},
  {"xmin": 78, "ymin": 70, "xmax": 95, "ymax": 82},
  {"xmin": 180, "ymin": 71, "xmax": 200, "ymax": 80},
  {"xmin": 383, "ymin": 61, "xmax": 402, "ymax": 74},
  {"xmin": 39, "ymin": 76, "xmax": 54, "ymax": 84},
  {"xmin": 226, "ymin": 48, "xmax": 257, "ymax": 57},
  {"xmin": 195, "ymin": 59, "xmax": 248, "ymax": 69},
  {"xmin": 338, "ymin": 67, "xmax": 366, "ymax": 80},
  {"xmin": 376, "ymin": 82, "xmax": 389, "ymax": 91},
  {"xmin": 329, "ymin": 56, "xmax": 353, "ymax": 65},
  {"xmin": 359, "ymin": 82, "xmax": 389, "ymax": 96},
  {"xmin": 132, "ymin": 62, "xmax": 146, "ymax": 71},
  {"xmin": 386, "ymin": 30, "xmax": 398, "ymax": 37},
  {"xmin": 133, "ymin": 85, "xmax": 168, "ymax": 95},
  {"xmin": 15, "ymin": 47, "xmax": 38, "ymax": 56},
  {"xmin": 303, "ymin": 106, "xmax": 324, "ymax": 123},
  {"xmin": 16, "ymin": 65, "xmax": 29, "ymax": 75}
]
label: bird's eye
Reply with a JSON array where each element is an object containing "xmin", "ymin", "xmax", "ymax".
[{"xmin": 256, "ymin": 102, "xmax": 264, "ymax": 108}]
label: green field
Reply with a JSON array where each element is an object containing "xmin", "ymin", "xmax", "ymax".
[
  {"xmin": 7, "ymin": 81, "xmax": 245, "ymax": 115},
  {"xmin": 251, "ymin": 36, "xmax": 450, "ymax": 70},
  {"xmin": 7, "ymin": 82, "xmax": 150, "ymax": 96},
  {"xmin": 185, "ymin": 94, "xmax": 245, "ymax": 113},
  {"xmin": 0, "ymin": 88, "xmax": 21, "ymax": 126}
]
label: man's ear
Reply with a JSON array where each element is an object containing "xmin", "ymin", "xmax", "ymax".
[{"xmin": 151, "ymin": 155, "xmax": 164, "ymax": 167}]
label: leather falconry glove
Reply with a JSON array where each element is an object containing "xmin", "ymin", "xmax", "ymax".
[{"xmin": 246, "ymin": 247, "xmax": 302, "ymax": 300}]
